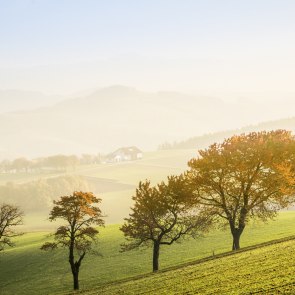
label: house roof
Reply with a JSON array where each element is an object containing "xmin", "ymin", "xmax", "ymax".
[{"xmin": 108, "ymin": 146, "xmax": 142, "ymax": 158}]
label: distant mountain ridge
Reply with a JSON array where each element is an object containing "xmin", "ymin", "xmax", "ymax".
[
  {"xmin": 0, "ymin": 85, "xmax": 294, "ymax": 159},
  {"xmin": 0, "ymin": 86, "xmax": 228, "ymax": 158},
  {"xmin": 0, "ymin": 89, "xmax": 64, "ymax": 113}
]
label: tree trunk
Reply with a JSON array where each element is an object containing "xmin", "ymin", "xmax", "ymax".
[
  {"xmin": 69, "ymin": 261, "xmax": 80, "ymax": 290},
  {"xmin": 229, "ymin": 210, "xmax": 246, "ymax": 251},
  {"xmin": 69, "ymin": 238, "xmax": 80, "ymax": 290},
  {"xmin": 153, "ymin": 242, "xmax": 160, "ymax": 272},
  {"xmin": 232, "ymin": 231, "xmax": 241, "ymax": 250},
  {"xmin": 73, "ymin": 271, "xmax": 79, "ymax": 290}
]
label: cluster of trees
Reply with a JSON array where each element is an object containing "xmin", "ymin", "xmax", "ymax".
[
  {"xmin": 158, "ymin": 130, "xmax": 237, "ymax": 150},
  {"xmin": 2, "ymin": 130, "xmax": 295, "ymax": 292},
  {"xmin": 0, "ymin": 153, "xmax": 102, "ymax": 173},
  {"xmin": 121, "ymin": 130, "xmax": 295, "ymax": 268},
  {"xmin": 0, "ymin": 176, "xmax": 90, "ymax": 212}
]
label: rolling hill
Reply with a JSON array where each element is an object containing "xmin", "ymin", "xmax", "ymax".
[
  {"xmin": 0, "ymin": 86, "xmax": 226, "ymax": 158},
  {"xmin": 1, "ymin": 211, "xmax": 295, "ymax": 295}
]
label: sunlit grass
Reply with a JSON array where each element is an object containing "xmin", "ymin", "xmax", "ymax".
[
  {"xmin": 87, "ymin": 238, "xmax": 295, "ymax": 295},
  {"xmin": 1, "ymin": 211, "xmax": 295, "ymax": 294}
]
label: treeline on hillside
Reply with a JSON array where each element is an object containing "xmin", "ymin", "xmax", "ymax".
[
  {"xmin": 159, "ymin": 117, "xmax": 295, "ymax": 150},
  {"xmin": 158, "ymin": 130, "xmax": 238, "ymax": 150},
  {"xmin": 122, "ymin": 130, "xmax": 295, "ymax": 269},
  {"xmin": 0, "ymin": 154, "xmax": 102, "ymax": 173},
  {"xmin": 0, "ymin": 175, "xmax": 90, "ymax": 212}
]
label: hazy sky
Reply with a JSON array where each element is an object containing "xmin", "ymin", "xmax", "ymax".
[{"xmin": 1, "ymin": 0, "xmax": 295, "ymax": 99}]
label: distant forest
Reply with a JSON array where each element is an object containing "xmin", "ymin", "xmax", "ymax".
[
  {"xmin": 0, "ymin": 175, "xmax": 90, "ymax": 212},
  {"xmin": 159, "ymin": 117, "xmax": 295, "ymax": 150},
  {"xmin": 0, "ymin": 154, "xmax": 102, "ymax": 173}
]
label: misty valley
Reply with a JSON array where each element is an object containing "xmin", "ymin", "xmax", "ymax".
[{"xmin": 2, "ymin": 1, "xmax": 295, "ymax": 294}]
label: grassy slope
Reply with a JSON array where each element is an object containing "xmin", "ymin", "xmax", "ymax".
[
  {"xmin": 86, "ymin": 238, "xmax": 295, "ymax": 295},
  {"xmin": 1, "ymin": 211, "xmax": 295, "ymax": 295}
]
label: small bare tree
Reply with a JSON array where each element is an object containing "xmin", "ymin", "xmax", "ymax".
[{"xmin": 0, "ymin": 203, "xmax": 24, "ymax": 251}]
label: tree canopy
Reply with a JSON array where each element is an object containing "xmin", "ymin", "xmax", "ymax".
[
  {"xmin": 187, "ymin": 130, "xmax": 295, "ymax": 250},
  {"xmin": 121, "ymin": 175, "xmax": 211, "ymax": 271},
  {"xmin": 41, "ymin": 191, "xmax": 105, "ymax": 290}
]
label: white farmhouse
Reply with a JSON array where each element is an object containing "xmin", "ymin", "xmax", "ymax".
[{"xmin": 108, "ymin": 146, "xmax": 143, "ymax": 162}]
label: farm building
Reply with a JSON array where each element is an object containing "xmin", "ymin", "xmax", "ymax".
[{"xmin": 107, "ymin": 146, "xmax": 143, "ymax": 162}]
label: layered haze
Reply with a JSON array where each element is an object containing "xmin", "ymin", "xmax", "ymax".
[
  {"xmin": 0, "ymin": 0, "xmax": 295, "ymax": 223},
  {"xmin": 0, "ymin": 85, "xmax": 295, "ymax": 159}
]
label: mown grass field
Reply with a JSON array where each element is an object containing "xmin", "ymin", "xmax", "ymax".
[
  {"xmin": 83, "ymin": 238, "xmax": 295, "ymax": 295},
  {"xmin": 1, "ymin": 211, "xmax": 295, "ymax": 295}
]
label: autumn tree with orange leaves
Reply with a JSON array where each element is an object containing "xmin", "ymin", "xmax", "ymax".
[
  {"xmin": 41, "ymin": 191, "xmax": 105, "ymax": 290},
  {"xmin": 187, "ymin": 130, "xmax": 295, "ymax": 250},
  {"xmin": 121, "ymin": 175, "xmax": 212, "ymax": 272}
]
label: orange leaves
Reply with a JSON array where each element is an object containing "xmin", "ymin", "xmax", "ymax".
[
  {"xmin": 44, "ymin": 191, "xmax": 105, "ymax": 253},
  {"xmin": 41, "ymin": 191, "xmax": 105, "ymax": 290},
  {"xmin": 49, "ymin": 191, "xmax": 103, "ymax": 223},
  {"xmin": 186, "ymin": 130, "xmax": 295, "ymax": 249}
]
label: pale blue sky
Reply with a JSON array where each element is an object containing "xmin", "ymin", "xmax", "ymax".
[
  {"xmin": 1, "ymin": 0, "xmax": 295, "ymax": 66},
  {"xmin": 0, "ymin": 0, "xmax": 295, "ymax": 97}
]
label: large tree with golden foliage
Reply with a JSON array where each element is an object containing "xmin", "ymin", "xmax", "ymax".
[
  {"xmin": 41, "ymin": 191, "xmax": 104, "ymax": 290},
  {"xmin": 187, "ymin": 130, "xmax": 295, "ymax": 250},
  {"xmin": 120, "ymin": 175, "xmax": 211, "ymax": 272}
]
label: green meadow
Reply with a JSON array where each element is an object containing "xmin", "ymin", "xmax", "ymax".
[
  {"xmin": 0, "ymin": 149, "xmax": 197, "ymax": 227},
  {"xmin": 86, "ymin": 237, "xmax": 295, "ymax": 295},
  {"xmin": 1, "ymin": 211, "xmax": 295, "ymax": 295},
  {"xmin": 1, "ymin": 149, "xmax": 295, "ymax": 294}
]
